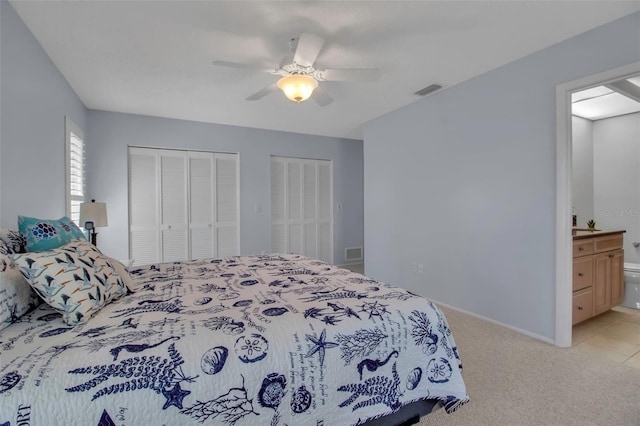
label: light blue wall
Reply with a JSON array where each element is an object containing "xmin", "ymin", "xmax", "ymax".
[
  {"xmin": 87, "ymin": 110, "xmax": 364, "ymax": 263},
  {"xmin": 363, "ymin": 12, "xmax": 640, "ymax": 341},
  {"xmin": 0, "ymin": 0, "xmax": 87, "ymax": 226}
]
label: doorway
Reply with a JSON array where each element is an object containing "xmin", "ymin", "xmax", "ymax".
[{"xmin": 555, "ymin": 62, "xmax": 640, "ymax": 347}]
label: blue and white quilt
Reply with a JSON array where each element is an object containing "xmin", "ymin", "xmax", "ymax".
[{"xmin": 0, "ymin": 254, "xmax": 468, "ymax": 425}]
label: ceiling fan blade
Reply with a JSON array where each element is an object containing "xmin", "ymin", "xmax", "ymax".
[
  {"xmin": 246, "ymin": 83, "xmax": 279, "ymax": 101},
  {"xmin": 313, "ymin": 85, "xmax": 333, "ymax": 107},
  {"xmin": 212, "ymin": 60, "xmax": 277, "ymax": 74},
  {"xmin": 317, "ymin": 68, "xmax": 381, "ymax": 82},
  {"xmin": 293, "ymin": 32, "xmax": 325, "ymax": 67}
]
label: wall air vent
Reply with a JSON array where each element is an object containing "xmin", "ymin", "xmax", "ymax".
[
  {"xmin": 345, "ymin": 247, "xmax": 363, "ymax": 261},
  {"xmin": 414, "ymin": 84, "xmax": 443, "ymax": 97}
]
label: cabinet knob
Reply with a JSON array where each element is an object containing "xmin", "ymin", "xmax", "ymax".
[
  {"xmin": 578, "ymin": 273, "xmax": 583, "ymax": 277},
  {"xmin": 578, "ymin": 247, "xmax": 584, "ymax": 251},
  {"xmin": 609, "ymin": 254, "xmax": 614, "ymax": 258},
  {"xmin": 167, "ymin": 225, "xmax": 172, "ymax": 229},
  {"xmin": 577, "ymin": 306, "xmax": 583, "ymax": 311}
]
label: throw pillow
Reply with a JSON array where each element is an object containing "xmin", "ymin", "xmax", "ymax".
[
  {"xmin": 18, "ymin": 215, "xmax": 86, "ymax": 252},
  {"xmin": 0, "ymin": 229, "xmax": 40, "ymax": 331},
  {"xmin": 11, "ymin": 239, "xmax": 127, "ymax": 326}
]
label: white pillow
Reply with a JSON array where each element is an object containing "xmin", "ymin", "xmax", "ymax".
[{"xmin": 12, "ymin": 240, "xmax": 127, "ymax": 326}]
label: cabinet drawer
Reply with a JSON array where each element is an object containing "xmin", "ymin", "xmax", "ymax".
[
  {"xmin": 573, "ymin": 257, "xmax": 593, "ymax": 291},
  {"xmin": 573, "ymin": 240, "xmax": 595, "ymax": 257},
  {"xmin": 595, "ymin": 234, "xmax": 623, "ymax": 253},
  {"xmin": 573, "ymin": 289, "xmax": 594, "ymax": 325}
]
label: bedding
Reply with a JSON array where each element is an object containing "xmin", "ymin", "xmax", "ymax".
[{"xmin": 0, "ymin": 254, "xmax": 468, "ymax": 425}]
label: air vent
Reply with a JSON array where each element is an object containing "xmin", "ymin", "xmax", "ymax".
[
  {"xmin": 414, "ymin": 84, "xmax": 443, "ymax": 97},
  {"xmin": 345, "ymin": 247, "xmax": 363, "ymax": 261}
]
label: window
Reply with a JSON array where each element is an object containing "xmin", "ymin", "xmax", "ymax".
[{"xmin": 65, "ymin": 117, "xmax": 85, "ymax": 225}]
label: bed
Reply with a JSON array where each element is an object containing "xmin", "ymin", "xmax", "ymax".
[{"xmin": 1, "ymin": 231, "xmax": 468, "ymax": 425}]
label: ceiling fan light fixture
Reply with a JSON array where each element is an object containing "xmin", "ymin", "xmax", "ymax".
[{"xmin": 277, "ymin": 75, "xmax": 318, "ymax": 103}]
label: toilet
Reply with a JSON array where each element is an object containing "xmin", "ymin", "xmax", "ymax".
[{"xmin": 623, "ymin": 263, "xmax": 640, "ymax": 310}]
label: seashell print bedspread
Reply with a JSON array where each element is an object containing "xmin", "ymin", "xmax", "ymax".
[{"xmin": 0, "ymin": 254, "xmax": 468, "ymax": 425}]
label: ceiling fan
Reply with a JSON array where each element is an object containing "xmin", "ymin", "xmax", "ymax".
[{"xmin": 212, "ymin": 32, "xmax": 380, "ymax": 106}]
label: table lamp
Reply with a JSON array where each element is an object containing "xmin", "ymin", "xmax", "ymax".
[{"xmin": 79, "ymin": 199, "xmax": 108, "ymax": 246}]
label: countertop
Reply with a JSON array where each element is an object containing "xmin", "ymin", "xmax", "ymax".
[{"xmin": 572, "ymin": 228, "xmax": 626, "ymax": 240}]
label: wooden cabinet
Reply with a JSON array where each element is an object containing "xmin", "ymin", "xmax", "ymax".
[{"xmin": 572, "ymin": 231, "xmax": 624, "ymax": 325}]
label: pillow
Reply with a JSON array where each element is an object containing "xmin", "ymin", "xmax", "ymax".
[
  {"xmin": 11, "ymin": 239, "xmax": 127, "ymax": 326},
  {"xmin": 105, "ymin": 256, "xmax": 136, "ymax": 293},
  {"xmin": 0, "ymin": 229, "xmax": 40, "ymax": 331},
  {"xmin": 0, "ymin": 229, "xmax": 26, "ymax": 254},
  {"xmin": 18, "ymin": 215, "xmax": 86, "ymax": 252}
]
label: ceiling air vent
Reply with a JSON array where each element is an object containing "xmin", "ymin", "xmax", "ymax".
[{"xmin": 414, "ymin": 84, "xmax": 443, "ymax": 97}]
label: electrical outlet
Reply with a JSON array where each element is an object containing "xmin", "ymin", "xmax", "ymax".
[
  {"xmin": 411, "ymin": 262, "xmax": 417, "ymax": 273},
  {"xmin": 417, "ymin": 263, "xmax": 424, "ymax": 274}
]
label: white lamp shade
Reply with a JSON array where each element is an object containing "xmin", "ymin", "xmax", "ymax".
[
  {"xmin": 277, "ymin": 75, "xmax": 318, "ymax": 103},
  {"xmin": 79, "ymin": 200, "xmax": 108, "ymax": 228}
]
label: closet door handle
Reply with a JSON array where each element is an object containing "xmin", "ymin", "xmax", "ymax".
[{"xmin": 578, "ymin": 273, "xmax": 583, "ymax": 277}]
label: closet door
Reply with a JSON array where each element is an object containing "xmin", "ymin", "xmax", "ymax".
[
  {"xmin": 129, "ymin": 148, "xmax": 239, "ymax": 264},
  {"xmin": 271, "ymin": 158, "xmax": 286, "ymax": 254},
  {"xmin": 129, "ymin": 148, "xmax": 160, "ymax": 265},
  {"xmin": 271, "ymin": 157, "xmax": 333, "ymax": 263},
  {"xmin": 189, "ymin": 151, "xmax": 214, "ymax": 260},
  {"xmin": 303, "ymin": 162, "xmax": 318, "ymax": 259},
  {"xmin": 287, "ymin": 161, "xmax": 303, "ymax": 254},
  {"xmin": 215, "ymin": 153, "xmax": 239, "ymax": 257},
  {"xmin": 159, "ymin": 150, "xmax": 188, "ymax": 262},
  {"xmin": 317, "ymin": 161, "xmax": 332, "ymax": 263}
]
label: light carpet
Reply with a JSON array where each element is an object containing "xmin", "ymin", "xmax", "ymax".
[{"xmin": 418, "ymin": 306, "xmax": 640, "ymax": 426}]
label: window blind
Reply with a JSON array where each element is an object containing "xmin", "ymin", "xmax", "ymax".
[{"xmin": 66, "ymin": 118, "xmax": 85, "ymax": 225}]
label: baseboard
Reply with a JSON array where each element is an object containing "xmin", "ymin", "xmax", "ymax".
[{"xmin": 431, "ymin": 299, "xmax": 556, "ymax": 346}]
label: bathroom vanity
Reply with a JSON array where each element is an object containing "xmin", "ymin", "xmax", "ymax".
[{"xmin": 572, "ymin": 229, "xmax": 625, "ymax": 325}]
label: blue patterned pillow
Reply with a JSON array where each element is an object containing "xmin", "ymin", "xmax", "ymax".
[
  {"xmin": 18, "ymin": 215, "xmax": 86, "ymax": 252},
  {"xmin": 11, "ymin": 239, "xmax": 127, "ymax": 325}
]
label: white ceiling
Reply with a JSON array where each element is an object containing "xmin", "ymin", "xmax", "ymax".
[
  {"xmin": 10, "ymin": 1, "xmax": 640, "ymax": 139},
  {"xmin": 572, "ymin": 76, "xmax": 640, "ymax": 120}
]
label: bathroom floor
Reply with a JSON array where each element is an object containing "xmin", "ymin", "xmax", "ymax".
[{"xmin": 573, "ymin": 305, "xmax": 640, "ymax": 369}]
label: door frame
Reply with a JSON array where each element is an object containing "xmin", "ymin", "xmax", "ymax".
[{"xmin": 555, "ymin": 61, "xmax": 640, "ymax": 347}]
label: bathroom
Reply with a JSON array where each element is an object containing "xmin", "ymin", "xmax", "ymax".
[{"xmin": 572, "ymin": 74, "xmax": 640, "ymax": 314}]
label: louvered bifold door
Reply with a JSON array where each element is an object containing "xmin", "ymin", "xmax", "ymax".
[
  {"xmin": 271, "ymin": 157, "xmax": 333, "ymax": 263},
  {"xmin": 287, "ymin": 161, "xmax": 303, "ymax": 254},
  {"xmin": 303, "ymin": 162, "xmax": 318, "ymax": 259},
  {"xmin": 215, "ymin": 154, "xmax": 239, "ymax": 257},
  {"xmin": 159, "ymin": 150, "xmax": 189, "ymax": 262},
  {"xmin": 271, "ymin": 159, "xmax": 286, "ymax": 254},
  {"xmin": 317, "ymin": 161, "xmax": 332, "ymax": 263},
  {"xmin": 129, "ymin": 148, "xmax": 160, "ymax": 265},
  {"xmin": 189, "ymin": 152, "xmax": 214, "ymax": 260}
]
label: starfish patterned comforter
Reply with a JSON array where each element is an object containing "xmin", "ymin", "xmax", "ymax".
[{"xmin": 0, "ymin": 254, "xmax": 468, "ymax": 425}]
